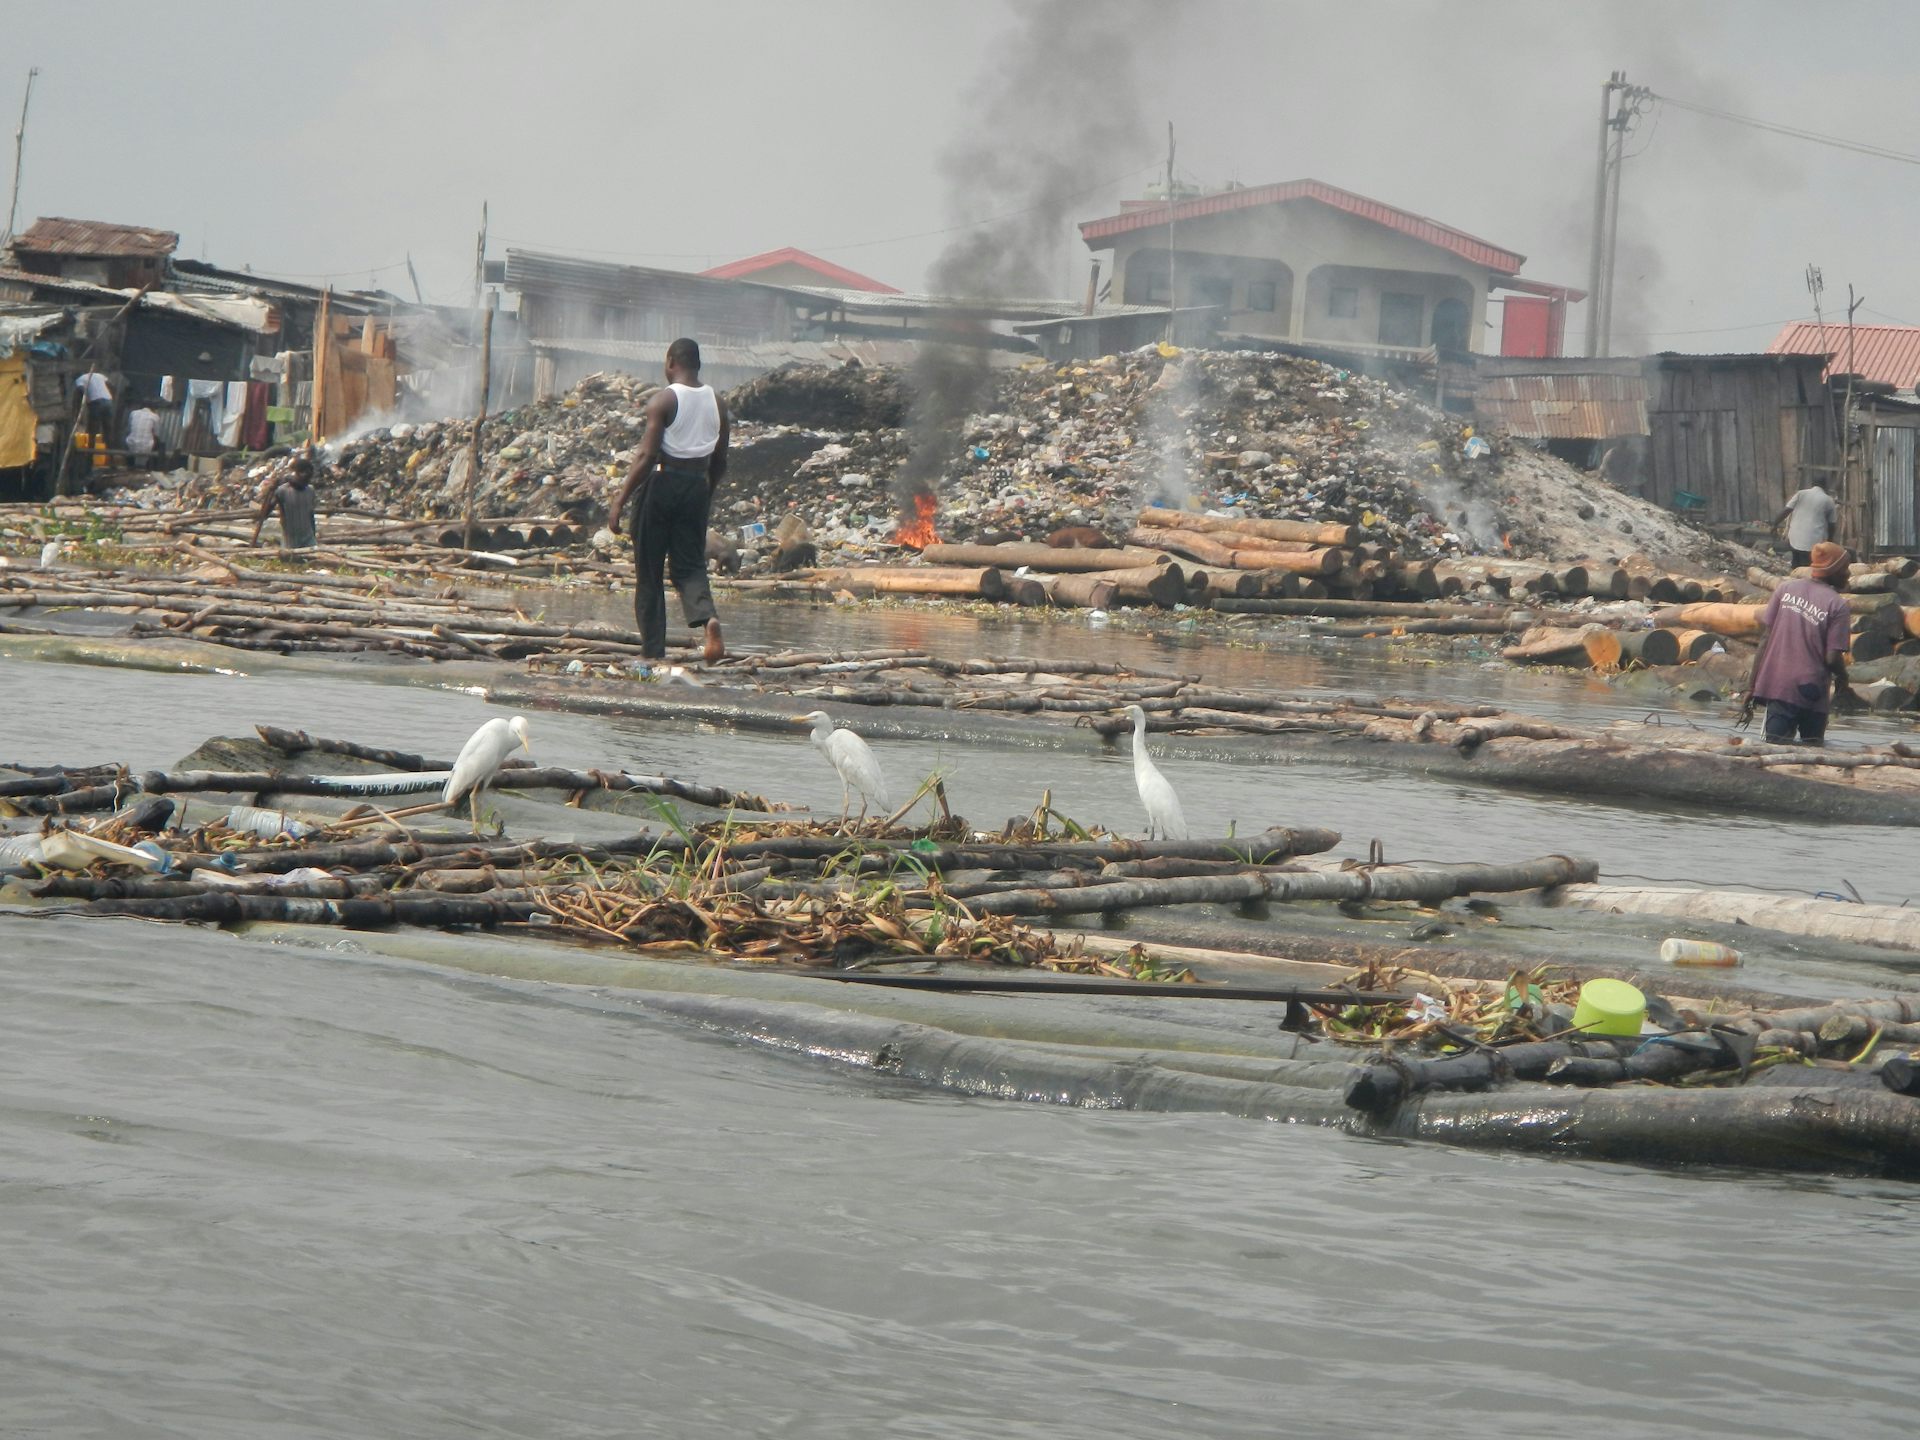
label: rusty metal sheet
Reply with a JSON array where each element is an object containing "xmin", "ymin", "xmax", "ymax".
[
  {"xmin": 10, "ymin": 217, "xmax": 178, "ymax": 258},
  {"xmin": 1473, "ymin": 371, "xmax": 1649, "ymax": 439}
]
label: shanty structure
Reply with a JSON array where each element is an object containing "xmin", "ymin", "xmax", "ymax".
[
  {"xmin": 1075, "ymin": 179, "xmax": 1582, "ymax": 359},
  {"xmin": 3, "ymin": 216, "xmax": 178, "ymax": 290},
  {"xmin": 1473, "ymin": 352, "xmax": 1845, "ymax": 541},
  {"xmin": 1767, "ymin": 321, "xmax": 1920, "ymax": 393},
  {"xmin": 507, "ymin": 249, "xmax": 1070, "ymax": 397},
  {"xmin": 699, "ymin": 248, "xmax": 898, "ymax": 294}
]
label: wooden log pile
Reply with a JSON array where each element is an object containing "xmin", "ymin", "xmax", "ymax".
[{"xmin": 0, "ymin": 566, "xmax": 697, "ymax": 666}]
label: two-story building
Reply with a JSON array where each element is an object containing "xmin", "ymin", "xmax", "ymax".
[{"xmin": 1073, "ymin": 178, "xmax": 1580, "ymax": 359}]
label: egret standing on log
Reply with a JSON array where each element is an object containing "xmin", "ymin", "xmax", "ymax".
[
  {"xmin": 444, "ymin": 716, "xmax": 532, "ymax": 828},
  {"xmin": 1124, "ymin": 704, "xmax": 1187, "ymax": 840},
  {"xmin": 797, "ymin": 710, "xmax": 890, "ymax": 820}
]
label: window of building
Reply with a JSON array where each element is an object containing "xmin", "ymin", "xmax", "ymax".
[
  {"xmin": 1248, "ymin": 280, "xmax": 1278, "ymax": 312},
  {"xmin": 1379, "ymin": 292, "xmax": 1423, "ymax": 347},
  {"xmin": 1328, "ymin": 286, "xmax": 1359, "ymax": 319},
  {"xmin": 1145, "ymin": 275, "xmax": 1172, "ymax": 305},
  {"xmin": 1192, "ymin": 275, "xmax": 1231, "ymax": 310},
  {"xmin": 1431, "ymin": 297, "xmax": 1469, "ymax": 352}
]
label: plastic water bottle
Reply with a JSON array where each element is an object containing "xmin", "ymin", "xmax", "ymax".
[
  {"xmin": 226, "ymin": 805, "xmax": 313, "ymax": 840},
  {"xmin": 1660, "ymin": 938, "xmax": 1742, "ymax": 967}
]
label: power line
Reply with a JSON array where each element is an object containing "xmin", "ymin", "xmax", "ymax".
[{"xmin": 1651, "ymin": 90, "xmax": 1920, "ymax": 167}]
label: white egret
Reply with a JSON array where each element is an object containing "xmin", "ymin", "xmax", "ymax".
[
  {"xmin": 796, "ymin": 710, "xmax": 890, "ymax": 819},
  {"xmin": 1124, "ymin": 704, "xmax": 1187, "ymax": 840},
  {"xmin": 443, "ymin": 715, "xmax": 532, "ymax": 827}
]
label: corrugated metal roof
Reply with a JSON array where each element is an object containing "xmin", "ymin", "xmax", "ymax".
[
  {"xmin": 0, "ymin": 265, "xmax": 127, "ymax": 302},
  {"xmin": 530, "ymin": 334, "xmax": 1021, "ymax": 372},
  {"xmin": 11, "ymin": 216, "xmax": 178, "ymax": 258},
  {"xmin": 700, "ymin": 247, "xmax": 900, "ymax": 294},
  {"xmin": 1767, "ymin": 321, "xmax": 1920, "ymax": 390},
  {"xmin": 763, "ymin": 283, "xmax": 1078, "ymax": 320},
  {"xmin": 1474, "ymin": 370, "xmax": 1649, "ymax": 439},
  {"xmin": 1078, "ymin": 180, "xmax": 1525, "ymax": 275}
]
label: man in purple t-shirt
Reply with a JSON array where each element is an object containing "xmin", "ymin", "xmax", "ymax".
[{"xmin": 1740, "ymin": 541, "xmax": 1857, "ymax": 745}]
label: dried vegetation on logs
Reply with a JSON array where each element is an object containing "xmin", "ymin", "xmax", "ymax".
[{"xmin": 7, "ymin": 724, "xmax": 1920, "ymax": 1177}]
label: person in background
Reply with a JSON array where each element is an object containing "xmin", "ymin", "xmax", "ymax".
[
  {"xmin": 124, "ymin": 398, "xmax": 161, "ymax": 470},
  {"xmin": 73, "ymin": 367, "xmax": 113, "ymax": 450},
  {"xmin": 1740, "ymin": 540, "xmax": 1857, "ymax": 746},
  {"xmin": 251, "ymin": 457, "xmax": 319, "ymax": 551},
  {"xmin": 1773, "ymin": 481, "xmax": 1838, "ymax": 568},
  {"xmin": 607, "ymin": 337, "xmax": 728, "ymax": 664}
]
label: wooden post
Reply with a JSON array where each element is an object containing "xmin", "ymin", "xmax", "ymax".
[
  {"xmin": 310, "ymin": 287, "xmax": 331, "ymax": 443},
  {"xmin": 462, "ymin": 304, "xmax": 494, "ymax": 551}
]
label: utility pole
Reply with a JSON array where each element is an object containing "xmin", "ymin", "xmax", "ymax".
[
  {"xmin": 472, "ymin": 200, "xmax": 489, "ymax": 315},
  {"xmin": 1163, "ymin": 122, "xmax": 1177, "ymax": 344},
  {"xmin": 1840, "ymin": 284, "xmax": 1863, "ymax": 548},
  {"xmin": 3, "ymin": 66, "xmax": 39, "ymax": 247},
  {"xmin": 1583, "ymin": 73, "xmax": 1619, "ymax": 356},
  {"xmin": 1584, "ymin": 72, "xmax": 1649, "ymax": 356}
]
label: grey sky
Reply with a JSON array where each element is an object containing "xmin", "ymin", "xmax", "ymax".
[{"xmin": 7, "ymin": 1, "xmax": 1918, "ymax": 352}]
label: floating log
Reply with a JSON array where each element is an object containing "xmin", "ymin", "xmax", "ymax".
[
  {"xmin": 137, "ymin": 765, "xmax": 769, "ymax": 813},
  {"xmin": 1135, "ymin": 506, "xmax": 1357, "ymax": 548},
  {"xmin": 1503, "ymin": 624, "xmax": 1623, "ymax": 670},
  {"xmin": 1311, "ymin": 616, "xmax": 1519, "ymax": 638},
  {"xmin": 1211, "ymin": 597, "xmax": 1515, "ymax": 620},
  {"xmin": 812, "ymin": 565, "xmax": 1008, "ymax": 600},
  {"xmin": 1346, "ymin": 1038, "xmax": 1636, "ymax": 1112},
  {"xmin": 965, "ymin": 853, "xmax": 1596, "ymax": 918},
  {"xmin": 1552, "ymin": 883, "xmax": 1920, "ymax": 954},
  {"xmin": 919, "ymin": 542, "xmax": 1167, "ymax": 573}
]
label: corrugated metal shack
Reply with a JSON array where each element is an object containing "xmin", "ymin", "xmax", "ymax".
[
  {"xmin": 1853, "ymin": 392, "xmax": 1920, "ymax": 553},
  {"xmin": 507, "ymin": 249, "xmax": 1067, "ymax": 398},
  {"xmin": 1474, "ymin": 352, "xmax": 1843, "ymax": 543}
]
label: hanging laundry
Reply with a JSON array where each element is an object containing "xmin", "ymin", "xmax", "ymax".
[
  {"xmin": 217, "ymin": 380, "xmax": 248, "ymax": 448},
  {"xmin": 249, "ymin": 353, "xmax": 286, "ymax": 382},
  {"xmin": 243, "ymin": 380, "xmax": 272, "ymax": 450},
  {"xmin": 159, "ymin": 375, "xmax": 177, "ymax": 402},
  {"xmin": 183, "ymin": 378, "xmax": 224, "ymax": 456}
]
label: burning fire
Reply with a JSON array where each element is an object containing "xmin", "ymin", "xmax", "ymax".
[{"xmin": 895, "ymin": 491, "xmax": 941, "ymax": 549}]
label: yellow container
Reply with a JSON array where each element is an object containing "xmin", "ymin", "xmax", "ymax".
[{"xmin": 1572, "ymin": 978, "xmax": 1647, "ymax": 1036}]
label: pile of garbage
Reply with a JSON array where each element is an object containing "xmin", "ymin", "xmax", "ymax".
[{"xmin": 103, "ymin": 345, "xmax": 1753, "ymax": 574}]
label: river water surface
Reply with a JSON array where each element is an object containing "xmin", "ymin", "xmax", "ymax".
[{"xmin": 4, "ymin": 598, "xmax": 1919, "ymax": 1436}]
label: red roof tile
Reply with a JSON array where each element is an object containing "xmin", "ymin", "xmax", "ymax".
[
  {"xmin": 1767, "ymin": 321, "xmax": 1920, "ymax": 390},
  {"xmin": 1079, "ymin": 179, "xmax": 1525, "ymax": 275},
  {"xmin": 700, "ymin": 247, "xmax": 899, "ymax": 293},
  {"xmin": 11, "ymin": 216, "xmax": 179, "ymax": 258}
]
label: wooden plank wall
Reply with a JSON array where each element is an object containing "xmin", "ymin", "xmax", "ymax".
[{"xmin": 1645, "ymin": 359, "xmax": 1835, "ymax": 526}]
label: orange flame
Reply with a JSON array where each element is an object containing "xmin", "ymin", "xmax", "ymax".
[{"xmin": 895, "ymin": 491, "xmax": 941, "ymax": 549}]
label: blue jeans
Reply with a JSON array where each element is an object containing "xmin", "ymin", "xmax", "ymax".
[{"xmin": 1763, "ymin": 699, "xmax": 1828, "ymax": 744}]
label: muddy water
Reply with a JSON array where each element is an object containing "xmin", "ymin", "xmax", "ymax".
[{"xmin": 5, "ymin": 604, "xmax": 1920, "ymax": 1436}]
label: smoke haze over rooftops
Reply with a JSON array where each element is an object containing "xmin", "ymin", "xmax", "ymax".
[{"xmin": 5, "ymin": 0, "xmax": 1919, "ymax": 350}]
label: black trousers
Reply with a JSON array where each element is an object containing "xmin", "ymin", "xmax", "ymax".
[{"xmin": 632, "ymin": 468, "xmax": 717, "ymax": 658}]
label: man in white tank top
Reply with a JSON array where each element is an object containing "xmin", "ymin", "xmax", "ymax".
[{"xmin": 609, "ymin": 337, "xmax": 730, "ymax": 662}]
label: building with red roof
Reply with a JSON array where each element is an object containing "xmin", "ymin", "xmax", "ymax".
[
  {"xmin": 1077, "ymin": 179, "xmax": 1580, "ymax": 357},
  {"xmin": 1767, "ymin": 320, "xmax": 1920, "ymax": 393},
  {"xmin": 699, "ymin": 247, "xmax": 899, "ymax": 294}
]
